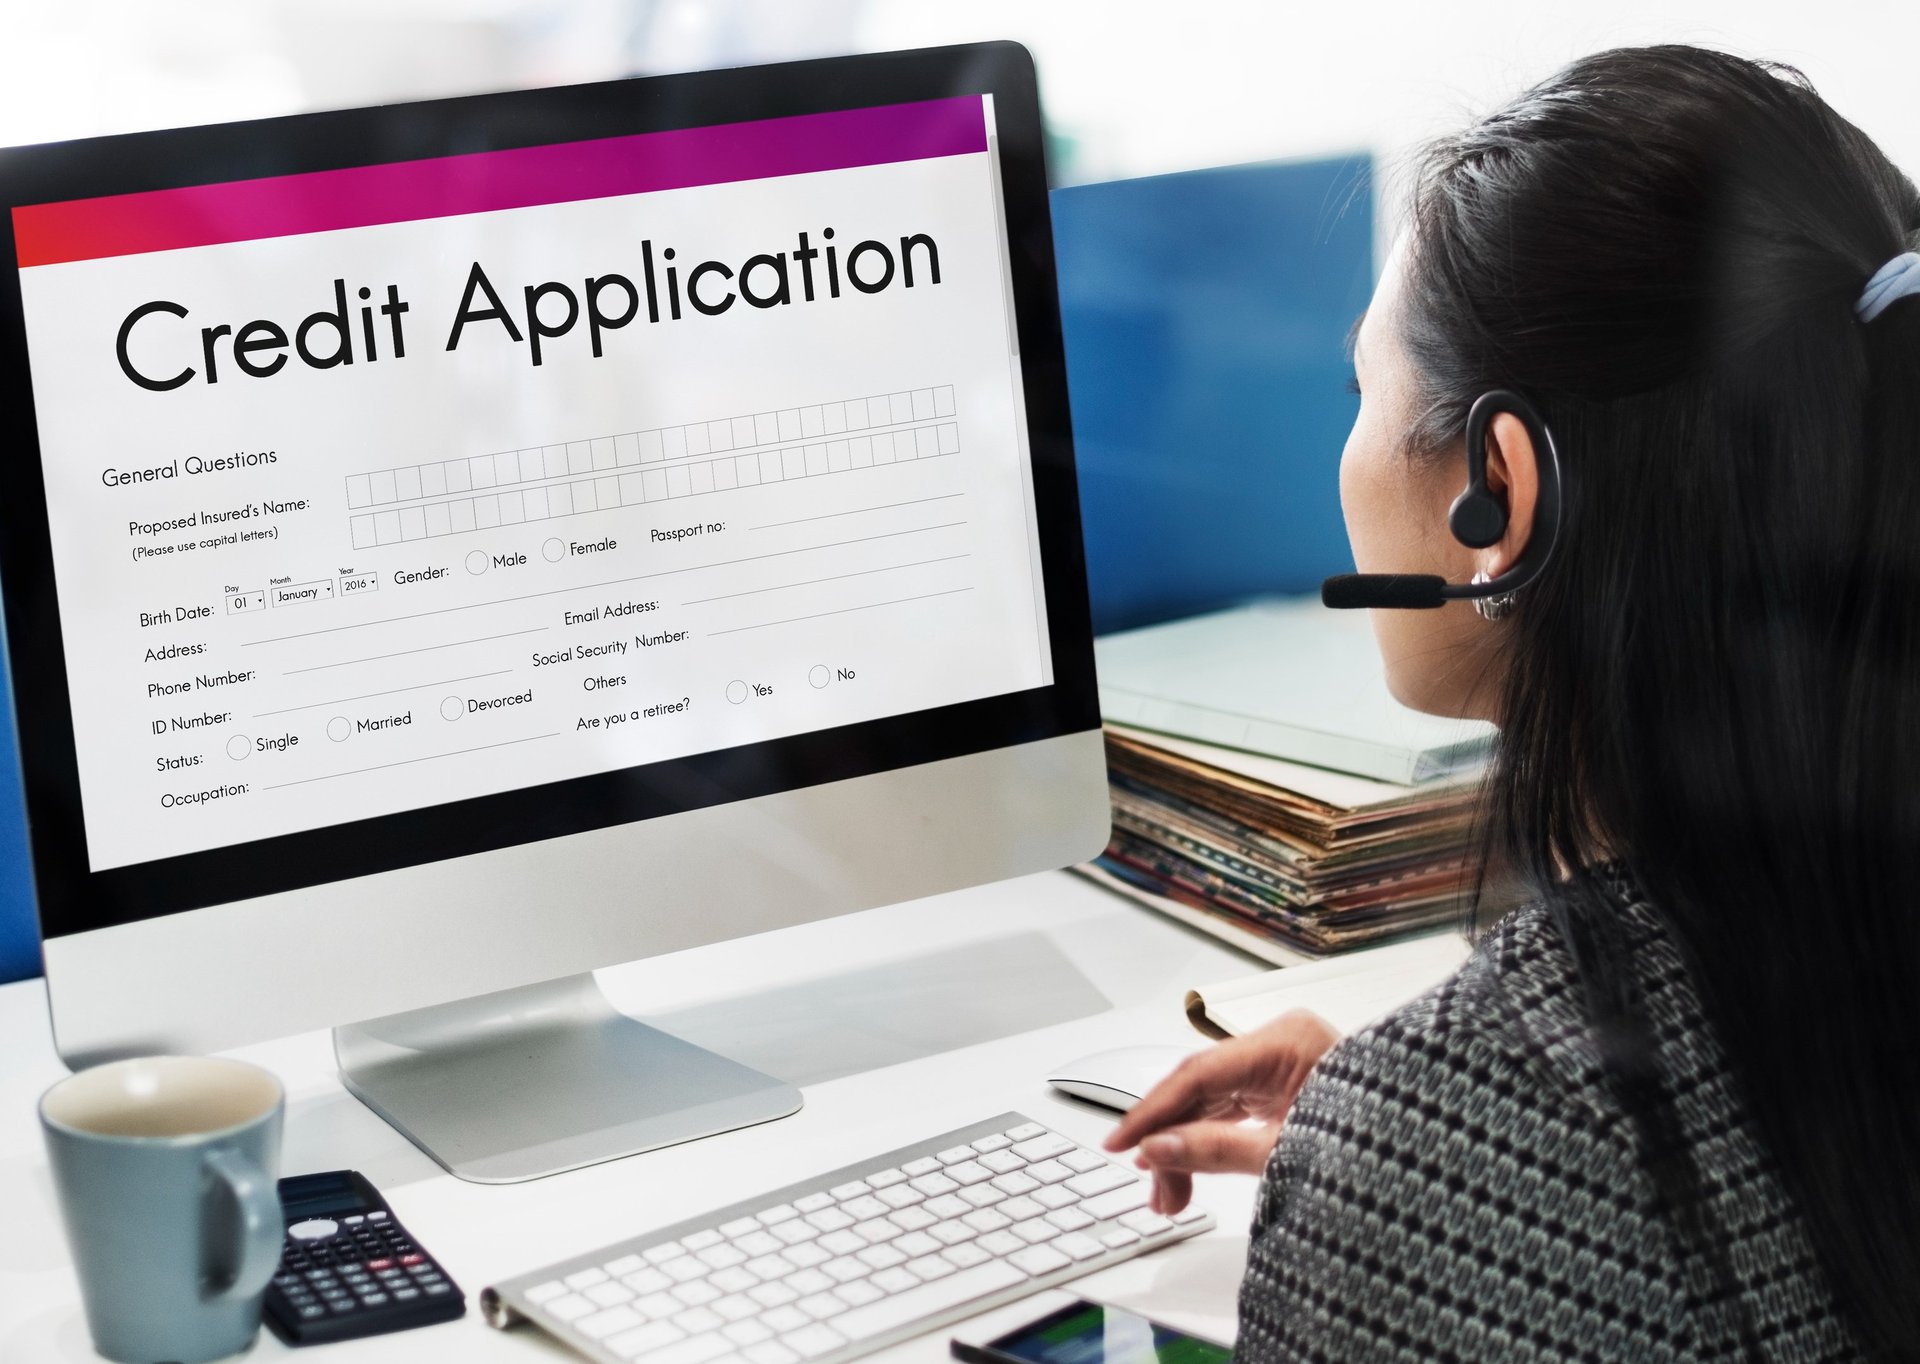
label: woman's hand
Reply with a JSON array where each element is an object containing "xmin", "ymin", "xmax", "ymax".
[{"xmin": 1104, "ymin": 1010, "xmax": 1343, "ymax": 1214}]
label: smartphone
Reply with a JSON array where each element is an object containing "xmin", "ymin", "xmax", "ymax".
[{"xmin": 951, "ymin": 1298, "xmax": 1232, "ymax": 1364}]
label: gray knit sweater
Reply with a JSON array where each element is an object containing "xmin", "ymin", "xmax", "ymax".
[{"xmin": 1236, "ymin": 868, "xmax": 1863, "ymax": 1362}]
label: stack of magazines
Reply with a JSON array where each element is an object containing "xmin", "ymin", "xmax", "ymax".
[{"xmin": 1080, "ymin": 600, "xmax": 1499, "ymax": 963}]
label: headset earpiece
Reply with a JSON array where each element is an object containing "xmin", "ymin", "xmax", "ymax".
[{"xmin": 1448, "ymin": 392, "xmax": 1509, "ymax": 549}]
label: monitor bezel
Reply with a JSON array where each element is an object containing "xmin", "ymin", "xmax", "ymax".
[{"xmin": 0, "ymin": 41, "xmax": 1098, "ymax": 942}]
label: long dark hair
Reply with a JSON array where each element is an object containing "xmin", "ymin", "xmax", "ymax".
[{"xmin": 1399, "ymin": 46, "xmax": 1920, "ymax": 1356}]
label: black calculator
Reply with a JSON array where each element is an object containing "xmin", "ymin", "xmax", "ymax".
[{"xmin": 264, "ymin": 1169, "xmax": 465, "ymax": 1345}]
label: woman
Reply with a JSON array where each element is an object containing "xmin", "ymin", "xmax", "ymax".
[{"xmin": 1108, "ymin": 45, "xmax": 1919, "ymax": 1362}]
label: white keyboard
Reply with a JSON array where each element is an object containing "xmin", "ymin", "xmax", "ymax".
[{"xmin": 481, "ymin": 1112, "xmax": 1212, "ymax": 1364}]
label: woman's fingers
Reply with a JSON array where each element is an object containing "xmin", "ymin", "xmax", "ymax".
[
  {"xmin": 1137, "ymin": 1120, "xmax": 1279, "ymax": 1178},
  {"xmin": 1147, "ymin": 1166, "xmax": 1193, "ymax": 1215},
  {"xmin": 1105, "ymin": 1045, "xmax": 1256, "ymax": 1152}
]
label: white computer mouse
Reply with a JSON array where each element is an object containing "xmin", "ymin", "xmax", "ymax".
[{"xmin": 1046, "ymin": 1045, "xmax": 1201, "ymax": 1113}]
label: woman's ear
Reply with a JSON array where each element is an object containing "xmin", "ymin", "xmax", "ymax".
[{"xmin": 1481, "ymin": 411, "xmax": 1540, "ymax": 576}]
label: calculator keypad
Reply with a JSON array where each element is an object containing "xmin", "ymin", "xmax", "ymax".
[{"xmin": 266, "ymin": 1208, "xmax": 462, "ymax": 1342}]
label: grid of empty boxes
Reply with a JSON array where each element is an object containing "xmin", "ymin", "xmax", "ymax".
[{"xmin": 345, "ymin": 387, "xmax": 960, "ymax": 550}]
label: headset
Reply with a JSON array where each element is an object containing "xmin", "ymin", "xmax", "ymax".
[{"xmin": 1321, "ymin": 389, "xmax": 1563, "ymax": 610}]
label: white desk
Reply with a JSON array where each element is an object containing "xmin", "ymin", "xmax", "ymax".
[{"xmin": 0, "ymin": 871, "xmax": 1272, "ymax": 1362}]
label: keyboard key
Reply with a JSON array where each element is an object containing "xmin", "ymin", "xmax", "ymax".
[
  {"xmin": 890, "ymin": 1205, "xmax": 937, "ymax": 1231},
  {"xmin": 930, "ymin": 1220, "xmax": 976, "ymax": 1246},
  {"xmin": 784, "ymin": 1324, "xmax": 849, "ymax": 1359},
  {"xmin": 794, "ymin": 1193, "xmax": 834, "ymax": 1214},
  {"xmin": 745, "ymin": 1255, "xmax": 793, "ymax": 1281},
  {"xmin": 818, "ymin": 1230, "xmax": 865, "ymax": 1256},
  {"xmin": 977, "ymin": 1230, "xmax": 1024, "ymax": 1256},
  {"xmin": 785, "ymin": 1268, "xmax": 834, "ymax": 1296},
  {"xmin": 833, "ymin": 1260, "xmax": 1027, "ymax": 1341},
  {"xmin": 1026, "ymin": 1160, "xmax": 1073, "ymax": 1185},
  {"xmin": 566, "ymin": 1268, "xmax": 609, "ymax": 1290},
  {"xmin": 699, "ymin": 1245, "xmax": 748, "ymax": 1271},
  {"xmin": 648, "ymin": 1331, "xmax": 734, "ymax": 1364},
  {"xmin": 636, "ymin": 1292, "xmax": 683, "ymax": 1320},
  {"xmin": 835, "ymin": 1279, "xmax": 885, "ymax": 1307},
  {"xmin": 547, "ymin": 1293, "xmax": 595, "ymax": 1321},
  {"xmin": 803, "ymin": 1209, "xmax": 854, "ymax": 1233},
  {"xmin": 854, "ymin": 1244, "xmax": 905, "ymax": 1271},
  {"xmin": 941, "ymin": 1242, "xmax": 992, "ymax": 1268},
  {"xmin": 1053, "ymin": 1232, "xmax": 1104, "ymax": 1261},
  {"xmin": 735, "ymin": 1231, "xmax": 783, "ymax": 1258},
  {"xmin": 945, "ymin": 1160, "xmax": 994, "ymax": 1186},
  {"xmin": 711, "ymin": 1267, "xmax": 758, "ymax": 1294},
  {"xmin": 1120, "ymin": 1210, "xmax": 1174, "ymax": 1238},
  {"xmin": 797, "ymin": 1292, "xmax": 847, "ymax": 1320},
  {"xmin": 758, "ymin": 1205, "xmax": 799, "ymax": 1226},
  {"xmin": 901, "ymin": 1157, "xmax": 941, "ymax": 1177},
  {"xmin": 853, "ymin": 1218, "xmax": 902, "ymax": 1244},
  {"xmin": 1172, "ymin": 1208, "xmax": 1209, "ymax": 1225},
  {"xmin": 1061, "ymin": 1149, "xmax": 1107, "ymax": 1173},
  {"xmin": 1013, "ymin": 1219, "xmax": 1060, "ymax": 1244},
  {"xmin": 721, "ymin": 1218, "xmax": 761, "ymax": 1239},
  {"xmin": 606, "ymin": 1255, "xmax": 646, "ymax": 1277},
  {"xmin": 865, "ymin": 1169, "xmax": 907, "ymax": 1189},
  {"xmin": 828, "ymin": 1181, "xmax": 870, "ymax": 1201},
  {"xmin": 580, "ymin": 1306, "xmax": 643, "ymax": 1339},
  {"xmin": 840, "ymin": 1195, "xmax": 888, "ymax": 1221},
  {"xmin": 876, "ymin": 1186, "xmax": 924, "ymax": 1210},
  {"xmin": 783, "ymin": 1243, "xmax": 832, "ymax": 1269},
  {"xmin": 869, "ymin": 1267, "xmax": 919, "ymax": 1294},
  {"xmin": 607, "ymin": 1320, "xmax": 683, "ymax": 1359},
  {"xmin": 587, "ymin": 1282, "xmax": 636, "ymax": 1306},
  {"xmin": 893, "ymin": 1231, "xmax": 941, "ymax": 1258},
  {"xmin": 936, "ymin": 1146, "xmax": 976, "ymax": 1165},
  {"xmin": 962, "ymin": 1208, "xmax": 1011, "ymax": 1233},
  {"xmin": 1080, "ymin": 1184, "xmax": 1152, "ymax": 1220},
  {"xmin": 971, "ymin": 1134, "xmax": 1012, "ymax": 1154},
  {"xmin": 960, "ymin": 1186, "xmax": 1006, "ymax": 1209},
  {"xmin": 1045, "ymin": 1207, "xmax": 1095, "ymax": 1232},
  {"xmin": 1006, "ymin": 1123, "xmax": 1047, "ymax": 1142},
  {"xmin": 674, "ymin": 1307, "xmax": 725, "ymax": 1334},
  {"xmin": 924, "ymin": 1194, "xmax": 970, "ymax": 1219},
  {"xmin": 1098, "ymin": 1227, "xmax": 1141, "ymax": 1250},
  {"xmin": 741, "ymin": 1342, "xmax": 796, "ymax": 1364},
  {"xmin": 979, "ymin": 1151, "xmax": 1026, "ymax": 1175},
  {"xmin": 822, "ymin": 1257, "xmax": 869, "ymax": 1284},
  {"xmin": 526, "ymin": 1281, "xmax": 567, "ymax": 1305},
  {"xmin": 724, "ymin": 1320, "xmax": 774, "ymax": 1346},
  {"xmin": 1068, "ymin": 1164, "xmax": 1134, "ymax": 1197},
  {"xmin": 762, "ymin": 1305, "xmax": 810, "ymax": 1333},
  {"xmin": 906, "ymin": 1255, "xmax": 956, "ymax": 1281},
  {"xmin": 1000, "ymin": 1197, "xmax": 1045, "ymax": 1222},
  {"xmin": 1012, "ymin": 1134, "xmax": 1074, "ymax": 1162},
  {"xmin": 647, "ymin": 1242, "xmax": 688, "ymax": 1265},
  {"xmin": 1008, "ymin": 1244, "xmax": 1071, "ymax": 1276},
  {"xmin": 713, "ymin": 1293, "xmax": 759, "ymax": 1322},
  {"xmin": 910, "ymin": 1172, "xmax": 959, "ymax": 1197},
  {"xmin": 673, "ymin": 1281, "xmax": 721, "ymax": 1308},
  {"xmin": 1034, "ymin": 1186, "xmax": 1079, "ymax": 1211},
  {"xmin": 772, "ymin": 1222, "xmax": 820, "ymax": 1246},
  {"xmin": 684, "ymin": 1230, "xmax": 725, "ymax": 1252},
  {"xmin": 661, "ymin": 1256, "xmax": 709, "ymax": 1283},
  {"xmin": 991, "ymin": 1172, "xmax": 1040, "ymax": 1197},
  {"xmin": 748, "ymin": 1282, "xmax": 798, "ymax": 1308}
]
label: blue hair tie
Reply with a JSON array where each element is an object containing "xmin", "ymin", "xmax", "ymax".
[{"xmin": 1857, "ymin": 251, "xmax": 1920, "ymax": 323}]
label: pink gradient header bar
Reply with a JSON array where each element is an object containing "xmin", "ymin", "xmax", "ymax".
[{"xmin": 14, "ymin": 96, "xmax": 986, "ymax": 269}]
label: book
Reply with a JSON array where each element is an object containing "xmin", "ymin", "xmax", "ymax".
[
  {"xmin": 1182, "ymin": 932, "xmax": 1471, "ymax": 1039},
  {"xmin": 1095, "ymin": 598, "xmax": 1495, "ymax": 784}
]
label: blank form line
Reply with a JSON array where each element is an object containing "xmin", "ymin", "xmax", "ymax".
[
  {"xmin": 251, "ymin": 670, "xmax": 514, "ymax": 718},
  {"xmin": 260, "ymin": 732, "xmax": 562, "ymax": 790},
  {"xmin": 751, "ymin": 493, "xmax": 965, "ymax": 530},
  {"xmin": 282, "ymin": 628, "xmax": 547, "ymax": 676},
  {"xmin": 680, "ymin": 555, "xmax": 971, "ymax": 606},
  {"xmin": 242, "ymin": 523, "xmax": 970, "ymax": 646},
  {"xmin": 708, "ymin": 586, "xmax": 975, "ymax": 636}
]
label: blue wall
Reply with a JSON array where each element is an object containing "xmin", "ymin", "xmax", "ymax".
[
  {"xmin": 1052, "ymin": 155, "xmax": 1373, "ymax": 635},
  {"xmin": 0, "ymin": 633, "xmax": 38, "ymax": 983}
]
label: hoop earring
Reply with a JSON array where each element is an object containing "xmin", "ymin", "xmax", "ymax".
[{"xmin": 1471, "ymin": 569, "xmax": 1519, "ymax": 621}]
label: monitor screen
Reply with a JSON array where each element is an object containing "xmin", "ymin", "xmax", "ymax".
[{"xmin": 0, "ymin": 56, "xmax": 1093, "ymax": 937}]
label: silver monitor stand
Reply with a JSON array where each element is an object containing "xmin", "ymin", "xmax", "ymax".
[{"xmin": 335, "ymin": 972, "xmax": 800, "ymax": 1183}]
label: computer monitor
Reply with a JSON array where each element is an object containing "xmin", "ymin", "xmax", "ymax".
[{"xmin": 0, "ymin": 43, "xmax": 1105, "ymax": 1182}]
